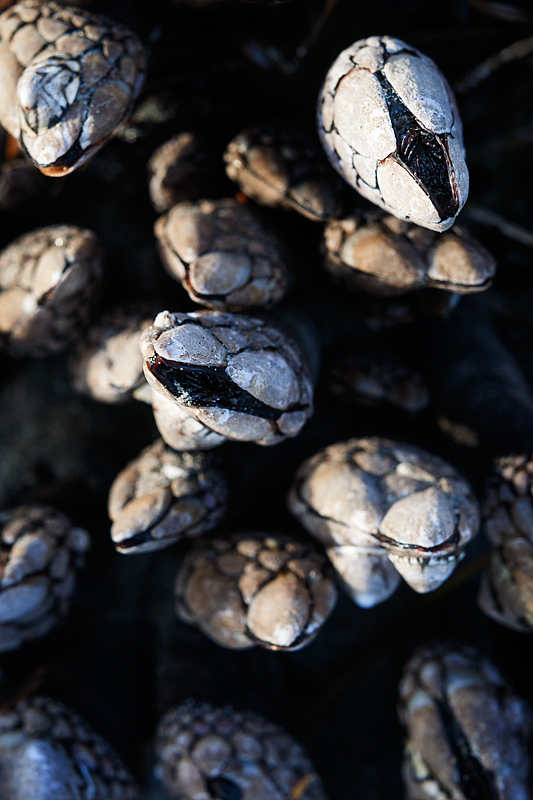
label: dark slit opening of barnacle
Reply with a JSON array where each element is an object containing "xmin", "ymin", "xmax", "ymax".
[
  {"xmin": 435, "ymin": 697, "xmax": 500, "ymax": 800},
  {"xmin": 375, "ymin": 528, "xmax": 460, "ymax": 553},
  {"xmin": 148, "ymin": 356, "xmax": 305, "ymax": 419},
  {"xmin": 207, "ymin": 777, "xmax": 243, "ymax": 800},
  {"xmin": 116, "ymin": 530, "xmax": 155, "ymax": 550},
  {"xmin": 376, "ymin": 73, "xmax": 459, "ymax": 221},
  {"xmin": 21, "ymin": 134, "xmax": 86, "ymax": 172},
  {"xmin": 427, "ymin": 276, "xmax": 493, "ymax": 293}
]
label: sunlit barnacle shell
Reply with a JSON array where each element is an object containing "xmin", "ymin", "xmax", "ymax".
[
  {"xmin": 141, "ymin": 310, "xmax": 314, "ymax": 448},
  {"xmin": 175, "ymin": 533, "xmax": 337, "ymax": 651},
  {"xmin": 323, "ymin": 211, "xmax": 495, "ymax": 296},
  {"xmin": 224, "ymin": 126, "xmax": 343, "ymax": 221},
  {"xmin": 108, "ymin": 439, "xmax": 227, "ymax": 554},
  {"xmin": 288, "ymin": 437, "xmax": 479, "ymax": 606},
  {"xmin": 398, "ymin": 643, "xmax": 531, "ymax": 800},
  {"xmin": 318, "ymin": 36, "xmax": 468, "ymax": 232},
  {"xmin": 154, "ymin": 199, "xmax": 290, "ymax": 311},
  {"xmin": 0, "ymin": 0, "xmax": 145, "ymax": 176},
  {"xmin": 0, "ymin": 224, "xmax": 102, "ymax": 358},
  {"xmin": 156, "ymin": 700, "xmax": 327, "ymax": 800},
  {"xmin": 70, "ymin": 305, "xmax": 154, "ymax": 404},
  {"xmin": 0, "ymin": 504, "xmax": 90, "ymax": 653},
  {"xmin": 478, "ymin": 453, "xmax": 533, "ymax": 632},
  {"xmin": 0, "ymin": 695, "xmax": 139, "ymax": 799}
]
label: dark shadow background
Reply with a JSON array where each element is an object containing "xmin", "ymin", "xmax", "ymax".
[{"xmin": 2, "ymin": 0, "xmax": 533, "ymax": 797}]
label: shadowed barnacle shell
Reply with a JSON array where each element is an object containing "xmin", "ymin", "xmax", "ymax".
[
  {"xmin": 344, "ymin": 287, "xmax": 461, "ymax": 331},
  {"xmin": 154, "ymin": 199, "xmax": 290, "ymax": 310},
  {"xmin": 69, "ymin": 305, "xmax": 154, "ymax": 404},
  {"xmin": 0, "ymin": 0, "xmax": 145, "ymax": 176},
  {"xmin": 288, "ymin": 437, "xmax": 479, "ymax": 606},
  {"xmin": 0, "ymin": 224, "xmax": 102, "ymax": 358},
  {"xmin": 147, "ymin": 132, "xmax": 210, "ymax": 214},
  {"xmin": 108, "ymin": 439, "xmax": 228, "ymax": 554},
  {"xmin": 0, "ymin": 695, "xmax": 139, "ymax": 798},
  {"xmin": 478, "ymin": 454, "xmax": 533, "ymax": 632},
  {"xmin": 156, "ymin": 700, "xmax": 327, "ymax": 800},
  {"xmin": 175, "ymin": 533, "xmax": 337, "ymax": 651},
  {"xmin": 141, "ymin": 310, "xmax": 314, "ymax": 447},
  {"xmin": 0, "ymin": 504, "xmax": 90, "ymax": 653},
  {"xmin": 328, "ymin": 346, "xmax": 429, "ymax": 413},
  {"xmin": 318, "ymin": 36, "xmax": 468, "ymax": 232},
  {"xmin": 398, "ymin": 643, "xmax": 531, "ymax": 800},
  {"xmin": 323, "ymin": 211, "xmax": 495, "ymax": 296},
  {"xmin": 224, "ymin": 126, "xmax": 343, "ymax": 221}
]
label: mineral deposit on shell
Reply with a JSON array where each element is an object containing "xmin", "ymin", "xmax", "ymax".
[
  {"xmin": 318, "ymin": 35, "xmax": 468, "ymax": 231},
  {"xmin": 148, "ymin": 132, "xmax": 209, "ymax": 213},
  {"xmin": 151, "ymin": 388, "xmax": 228, "ymax": 451},
  {"xmin": 70, "ymin": 306, "xmax": 154, "ymax": 404}
]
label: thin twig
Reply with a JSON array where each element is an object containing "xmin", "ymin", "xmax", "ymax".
[
  {"xmin": 469, "ymin": 0, "xmax": 533, "ymax": 23},
  {"xmin": 465, "ymin": 204, "xmax": 533, "ymax": 247},
  {"xmin": 244, "ymin": 0, "xmax": 339, "ymax": 74},
  {"xmin": 455, "ymin": 35, "xmax": 533, "ymax": 92},
  {"xmin": 295, "ymin": 0, "xmax": 339, "ymax": 60}
]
